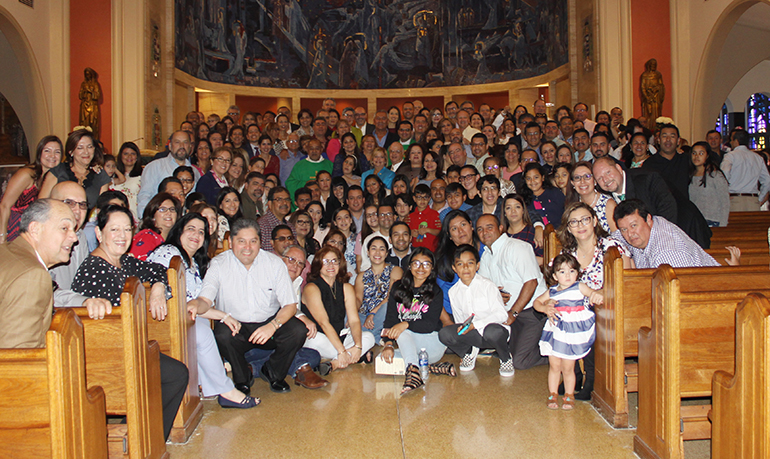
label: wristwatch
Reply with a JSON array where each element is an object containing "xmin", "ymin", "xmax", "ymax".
[{"xmin": 511, "ymin": 310, "xmax": 519, "ymax": 318}]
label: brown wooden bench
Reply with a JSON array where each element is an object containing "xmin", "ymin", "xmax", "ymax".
[
  {"xmin": 633, "ymin": 265, "xmax": 770, "ymax": 459},
  {"xmin": 593, "ymin": 248, "xmax": 770, "ymax": 428},
  {"xmin": 145, "ymin": 256, "xmax": 201, "ymax": 443},
  {"xmin": 0, "ymin": 309, "xmax": 108, "ymax": 458},
  {"xmin": 214, "ymin": 231, "xmax": 230, "ymax": 257},
  {"xmin": 69, "ymin": 278, "xmax": 168, "ymax": 459},
  {"xmin": 711, "ymin": 292, "xmax": 770, "ymax": 458},
  {"xmin": 723, "ymin": 210, "xmax": 770, "ymax": 226}
]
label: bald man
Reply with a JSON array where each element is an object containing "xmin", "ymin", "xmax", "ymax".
[
  {"xmin": 49, "ymin": 181, "xmax": 112, "ymax": 319},
  {"xmin": 0, "ymin": 199, "xmax": 78, "ymax": 348}
]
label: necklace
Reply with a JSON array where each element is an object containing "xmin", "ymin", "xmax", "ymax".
[
  {"xmin": 586, "ymin": 192, "xmax": 598, "ymax": 208},
  {"xmin": 330, "ymin": 281, "xmax": 337, "ymax": 300}
]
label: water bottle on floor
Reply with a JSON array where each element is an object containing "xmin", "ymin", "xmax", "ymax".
[{"xmin": 418, "ymin": 348, "xmax": 429, "ymax": 380}]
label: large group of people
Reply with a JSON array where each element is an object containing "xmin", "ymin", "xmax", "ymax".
[{"xmin": 1, "ymin": 97, "xmax": 761, "ymax": 421}]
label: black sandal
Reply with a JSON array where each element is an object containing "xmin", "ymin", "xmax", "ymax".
[
  {"xmin": 429, "ymin": 361, "xmax": 457, "ymax": 377},
  {"xmin": 400, "ymin": 364, "xmax": 424, "ymax": 395}
]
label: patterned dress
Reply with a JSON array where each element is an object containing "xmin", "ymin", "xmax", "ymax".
[
  {"xmin": 7, "ymin": 185, "xmax": 38, "ymax": 241},
  {"xmin": 538, "ymin": 282, "xmax": 595, "ymax": 360},
  {"xmin": 567, "ymin": 237, "xmax": 629, "ymax": 291},
  {"xmin": 359, "ymin": 264, "xmax": 394, "ymax": 315},
  {"xmin": 591, "ymin": 193, "xmax": 612, "ymax": 233}
]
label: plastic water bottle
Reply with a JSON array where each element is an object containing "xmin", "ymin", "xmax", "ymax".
[{"xmin": 418, "ymin": 348, "xmax": 429, "ymax": 380}]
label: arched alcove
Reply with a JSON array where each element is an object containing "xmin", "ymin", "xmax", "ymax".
[
  {"xmin": 691, "ymin": 0, "xmax": 770, "ymax": 138},
  {"xmin": 0, "ymin": 5, "xmax": 50, "ymax": 162}
]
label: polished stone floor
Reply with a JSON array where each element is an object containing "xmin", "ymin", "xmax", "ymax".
[{"xmin": 167, "ymin": 353, "xmax": 709, "ymax": 458}]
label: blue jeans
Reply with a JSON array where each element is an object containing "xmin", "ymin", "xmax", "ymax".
[
  {"xmin": 359, "ymin": 305, "xmax": 387, "ymax": 345},
  {"xmin": 396, "ymin": 330, "xmax": 447, "ymax": 366},
  {"xmin": 245, "ymin": 347, "xmax": 321, "ymax": 378}
]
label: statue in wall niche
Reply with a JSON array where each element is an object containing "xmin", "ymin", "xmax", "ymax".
[
  {"xmin": 78, "ymin": 67, "xmax": 101, "ymax": 140},
  {"xmin": 640, "ymin": 58, "xmax": 665, "ymax": 131}
]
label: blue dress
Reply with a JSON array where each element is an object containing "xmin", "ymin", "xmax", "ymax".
[{"xmin": 538, "ymin": 282, "xmax": 595, "ymax": 360}]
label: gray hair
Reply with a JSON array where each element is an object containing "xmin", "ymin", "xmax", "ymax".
[
  {"xmin": 281, "ymin": 244, "xmax": 307, "ymax": 259},
  {"xmin": 230, "ymin": 218, "xmax": 261, "ymax": 240},
  {"xmin": 20, "ymin": 198, "xmax": 55, "ymax": 233}
]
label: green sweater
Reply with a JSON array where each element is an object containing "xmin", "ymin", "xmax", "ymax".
[{"xmin": 285, "ymin": 158, "xmax": 333, "ymax": 199}]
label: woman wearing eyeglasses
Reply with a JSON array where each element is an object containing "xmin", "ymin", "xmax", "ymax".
[
  {"xmin": 288, "ymin": 210, "xmax": 320, "ymax": 256},
  {"xmin": 301, "ymin": 246, "xmax": 375, "ymax": 372},
  {"xmin": 130, "ymin": 192, "xmax": 180, "ymax": 260},
  {"xmin": 554, "ymin": 201, "xmax": 633, "ymax": 400},
  {"xmin": 196, "ymin": 146, "xmax": 232, "ymax": 205},
  {"xmin": 569, "ymin": 161, "xmax": 617, "ymax": 233}
]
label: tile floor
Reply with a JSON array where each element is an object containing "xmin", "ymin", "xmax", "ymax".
[{"xmin": 167, "ymin": 353, "xmax": 710, "ymax": 458}]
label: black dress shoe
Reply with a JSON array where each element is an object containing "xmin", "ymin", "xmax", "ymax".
[
  {"xmin": 268, "ymin": 379, "xmax": 291, "ymax": 393},
  {"xmin": 235, "ymin": 383, "xmax": 251, "ymax": 395}
]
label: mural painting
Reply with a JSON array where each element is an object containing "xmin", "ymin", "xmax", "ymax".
[{"xmin": 175, "ymin": 0, "xmax": 569, "ymax": 89}]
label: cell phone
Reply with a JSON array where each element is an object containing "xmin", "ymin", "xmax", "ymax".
[
  {"xmin": 457, "ymin": 314, "xmax": 475, "ymax": 335},
  {"xmin": 500, "ymin": 288, "xmax": 510, "ymax": 295}
]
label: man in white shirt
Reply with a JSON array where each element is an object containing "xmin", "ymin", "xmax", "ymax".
[
  {"xmin": 721, "ymin": 128, "xmax": 770, "ymax": 211},
  {"xmin": 476, "ymin": 214, "xmax": 548, "ymax": 370},
  {"xmin": 188, "ymin": 218, "xmax": 307, "ymax": 394}
]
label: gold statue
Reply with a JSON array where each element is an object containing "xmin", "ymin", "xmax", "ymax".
[
  {"xmin": 640, "ymin": 58, "xmax": 664, "ymax": 131},
  {"xmin": 78, "ymin": 68, "xmax": 101, "ymax": 139}
]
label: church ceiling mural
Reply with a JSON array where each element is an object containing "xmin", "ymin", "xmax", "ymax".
[{"xmin": 175, "ymin": 0, "xmax": 569, "ymax": 89}]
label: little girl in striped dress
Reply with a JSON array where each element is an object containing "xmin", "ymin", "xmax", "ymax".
[{"xmin": 535, "ymin": 253, "xmax": 603, "ymax": 410}]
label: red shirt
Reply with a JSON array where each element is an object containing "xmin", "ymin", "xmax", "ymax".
[{"xmin": 406, "ymin": 207, "xmax": 441, "ymax": 251}]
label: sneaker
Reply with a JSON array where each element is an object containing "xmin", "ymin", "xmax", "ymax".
[
  {"xmin": 499, "ymin": 358, "xmax": 515, "ymax": 377},
  {"xmin": 460, "ymin": 347, "xmax": 479, "ymax": 372}
]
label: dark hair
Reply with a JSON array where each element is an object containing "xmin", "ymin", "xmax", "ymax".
[
  {"xmin": 363, "ymin": 175, "xmax": 386, "ymax": 208},
  {"xmin": 445, "ymin": 181, "xmax": 467, "ymax": 197},
  {"xmin": 413, "ymin": 183, "xmax": 431, "ymax": 197},
  {"xmin": 545, "ymin": 253, "xmax": 581, "ymax": 287},
  {"xmin": 622, "ymin": 132, "xmax": 650, "ymax": 168},
  {"xmin": 591, "ymin": 131, "xmax": 611, "ymax": 144},
  {"xmin": 476, "ymin": 174, "xmax": 500, "ymax": 192},
  {"xmin": 308, "ymin": 246, "xmax": 350, "ymax": 283},
  {"xmin": 330, "ymin": 207, "xmax": 357, "ymax": 235},
  {"xmin": 519, "ymin": 163, "xmax": 552, "ymax": 204},
  {"xmin": 65, "ymin": 129, "xmax": 102, "ymax": 168},
  {"xmin": 140, "ymin": 192, "xmax": 180, "ymax": 234},
  {"xmin": 163, "ymin": 212, "xmax": 211, "ymax": 277},
  {"xmin": 452, "ymin": 243, "xmax": 479, "ymax": 264},
  {"xmin": 446, "ymin": 164, "xmax": 462, "ymax": 177},
  {"xmin": 33, "ymin": 135, "xmax": 64, "ymax": 179},
  {"xmin": 418, "ymin": 150, "xmax": 444, "ymax": 180},
  {"xmin": 158, "ymin": 176, "xmax": 183, "ymax": 196},
  {"xmin": 688, "ymin": 141, "xmax": 725, "ymax": 187},
  {"xmin": 391, "ymin": 174, "xmax": 412, "ymax": 199},
  {"xmin": 267, "ymin": 185, "xmax": 290, "ymax": 202},
  {"xmin": 730, "ymin": 128, "xmax": 750, "ymax": 146},
  {"xmin": 230, "ymin": 217, "xmax": 261, "ymax": 240},
  {"xmin": 556, "ymin": 201, "xmax": 608, "ymax": 253},
  {"xmin": 389, "ymin": 221, "xmax": 410, "ymax": 239},
  {"xmin": 659, "ymin": 123, "xmax": 680, "ymax": 137},
  {"xmin": 435, "ymin": 210, "xmax": 479, "ymax": 282},
  {"xmin": 216, "ymin": 186, "xmax": 243, "ymax": 224},
  {"xmin": 366, "ymin": 235, "xmax": 389, "ymax": 253},
  {"xmin": 391, "ymin": 247, "xmax": 439, "ymax": 306},
  {"xmin": 613, "ymin": 198, "xmax": 650, "ymax": 224},
  {"xmin": 294, "ymin": 186, "xmax": 312, "ymax": 202},
  {"xmin": 394, "ymin": 193, "xmax": 414, "ymax": 217},
  {"xmin": 96, "ymin": 190, "xmax": 129, "ymax": 210},
  {"xmin": 185, "ymin": 192, "xmax": 206, "ymax": 210},
  {"xmin": 595, "ymin": 110, "xmax": 611, "ymax": 123},
  {"xmin": 97, "ymin": 204, "xmax": 135, "ymax": 231},
  {"xmin": 173, "ymin": 165, "xmax": 194, "ymax": 180},
  {"xmin": 500, "ymin": 194, "xmax": 532, "ymax": 233},
  {"xmin": 271, "ymin": 223, "xmax": 293, "ymax": 240},
  {"xmin": 116, "ymin": 141, "xmax": 142, "ymax": 177}
]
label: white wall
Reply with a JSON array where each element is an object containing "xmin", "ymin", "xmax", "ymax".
[{"xmin": 726, "ymin": 59, "xmax": 770, "ymax": 115}]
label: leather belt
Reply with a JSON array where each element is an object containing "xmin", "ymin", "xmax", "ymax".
[{"xmin": 730, "ymin": 193, "xmax": 758, "ymax": 197}]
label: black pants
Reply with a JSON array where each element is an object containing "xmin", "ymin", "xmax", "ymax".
[
  {"xmin": 508, "ymin": 308, "xmax": 548, "ymax": 370},
  {"xmin": 159, "ymin": 353, "xmax": 188, "ymax": 441},
  {"xmin": 439, "ymin": 323, "xmax": 511, "ymax": 360},
  {"xmin": 214, "ymin": 316, "xmax": 306, "ymax": 385}
]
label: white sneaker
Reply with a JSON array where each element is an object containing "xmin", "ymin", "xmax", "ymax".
[
  {"xmin": 460, "ymin": 347, "xmax": 479, "ymax": 372},
  {"xmin": 499, "ymin": 358, "xmax": 515, "ymax": 377}
]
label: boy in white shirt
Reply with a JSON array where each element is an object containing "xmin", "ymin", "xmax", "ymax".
[{"xmin": 438, "ymin": 244, "xmax": 515, "ymax": 377}]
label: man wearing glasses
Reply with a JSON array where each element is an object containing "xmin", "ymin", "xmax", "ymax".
[
  {"xmin": 138, "ymin": 130, "xmax": 200, "ymax": 215},
  {"xmin": 257, "ymin": 187, "xmax": 295, "ymax": 253}
]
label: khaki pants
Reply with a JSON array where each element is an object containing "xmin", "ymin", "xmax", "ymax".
[{"xmin": 729, "ymin": 195, "xmax": 761, "ymax": 212}]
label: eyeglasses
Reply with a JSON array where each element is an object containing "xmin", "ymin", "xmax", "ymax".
[
  {"xmin": 379, "ymin": 212, "xmax": 393, "ymax": 217},
  {"xmin": 571, "ymin": 174, "xmax": 593, "ymax": 182},
  {"xmin": 272, "ymin": 197, "xmax": 291, "ymax": 203},
  {"xmin": 484, "ymin": 165, "xmax": 500, "ymax": 171},
  {"xmin": 178, "ymin": 178, "xmax": 194, "ymax": 184},
  {"xmin": 61, "ymin": 199, "xmax": 88, "ymax": 210},
  {"xmin": 157, "ymin": 206, "xmax": 177, "ymax": 213},
  {"xmin": 521, "ymin": 158, "xmax": 537, "ymax": 163},
  {"xmin": 283, "ymin": 256, "xmax": 305, "ymax": 268},
  {"xmin": 365, "ymin": 213, "xmax": 378, "ymax": 218},
  {"xmin": 480, "ymin": 186, "xmax": 498, "ymax": 193},
  {"xmin": 411, "ymin": 260, "xmax": 433, "ymax": 269},
  {"xmin": 327, "ymin": 240, "xmax": 344, "ymax": 247},
  {"xmin": 214, "ymin": 157, "xmax": 232, "ymax": 163},
  {"xmin": 296, "ymin": 220, "xmax": 312, "ymax": 226},
  {"xmin": 567, "ymin": 216, "xmax": 592, "ymax": 228},
  {"xmin": 322, "ymin": 258, "xmax": 340, "ymax": 266},
  {"xmin": 460, "ymin": 174, "xmax": 476, "ymax": 181},
  {"xmin": 273, "ymin": 235, "xmax": 294, "ymax": 242}
]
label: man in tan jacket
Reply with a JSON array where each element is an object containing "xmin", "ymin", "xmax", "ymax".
[{"xmin": 0, "ymin": 199, "xmax": 78, "ymax": 348}]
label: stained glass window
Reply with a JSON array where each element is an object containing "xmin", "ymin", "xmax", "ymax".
[
  {"xmin": 715, "ymin": 103, "xmax": 729, "ymax": 134},
  {"xmin": 747, "ymin": 93, "xmax": 769, "ymax": 150}
]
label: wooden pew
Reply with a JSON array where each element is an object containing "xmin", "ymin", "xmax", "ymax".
[
  {"xmin": 593, "ymin": 248, "xmax": 770, "ymax": 428},
  {"xmin": 69, "ymin": 278, "xmax": 168, "ymax": 459},
  {"xmin": 723, "ymin": 210, "xmax": 770, "ymax": 226},
  {"xmin": 0, "ymin": 309, "xmax": 108, "ymax": 458},
  {"xmin": 146, "ymin": 256, "xmax": 201, "ymax": 444},
  {"xmin": 214, "ymin": 231, "xmax": 230, "ymax": 257},
  {"xmin": 543, "ymin": 224, "xmax": 558, "ymax": 268},
  {"xmin": 711, "ymin": 293, "xmax": 770, "ymax": 459},
  {"xmin": 633, "ymin": 265, "xmax": 770, "ymax": 459}
]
